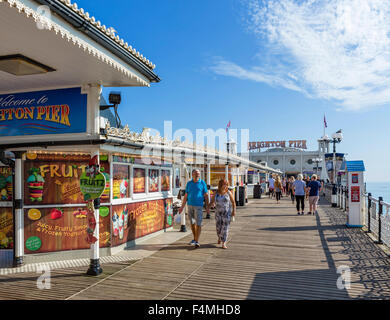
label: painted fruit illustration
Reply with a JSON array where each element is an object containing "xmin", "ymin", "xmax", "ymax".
[
  {"xmin": 26, "ymin": 153, "xmax": 37, "ymax": 160},
  {"xmin": 50, "ymin": 208, "xmax": 63, "ymax": 220},
  {"xmin": 27, "ymin": 208, "xmax": 42, "ymax": 221},
  {"xmin": 27, "ymin": 168, "xmax": 45, "ymax": 202},
  {"xmin": 73, "ymin": 208, "xmax": 87, "ymax": 219}
]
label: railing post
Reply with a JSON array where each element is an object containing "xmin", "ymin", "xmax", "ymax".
[
  {"xmin": 366, "ymin": 193, "xmax": 371, "ymax": 233},
  {"xmin": 344, "ymin": 186, "xmax": 347, "ymax": 212},
  {"xmin": 375, "ymin": 197, "xmax": 383, "ymax": 244}
]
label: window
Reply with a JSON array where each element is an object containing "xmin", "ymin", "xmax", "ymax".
[
  {"xmin": 273, "ymin": 160, "xmax": 279, "ymax": 165},
  {"xmin": 113, "ymin": 164, "xmax": 130, "ymax": 199},
  {"xmin": 161, "ymin": 170, "xmax": 171, "ymax": 192},
  {"xmin": 290, "ymin": 159, "xmax": 296, "ymax": 165},
  {"xmin": 149, "ymin": 169, "xmax": 159, "ymax": 193},
  {"xmin": 133, "ymin": 168, "xmax": 146, "ymax": 194}
]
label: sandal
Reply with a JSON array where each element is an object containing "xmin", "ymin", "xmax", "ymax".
[{"xmin": 222, "ymin": 244, "xmax": 228, "ymax": 249}]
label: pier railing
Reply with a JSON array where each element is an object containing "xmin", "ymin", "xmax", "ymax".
[{"xmin": 324, "ymin": 183, "xmax": 390, "ymax": 249}]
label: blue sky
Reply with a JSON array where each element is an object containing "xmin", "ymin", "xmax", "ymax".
[{"xmin": 76, "ymin": 0, "xmax": 390, "ymax": 183}]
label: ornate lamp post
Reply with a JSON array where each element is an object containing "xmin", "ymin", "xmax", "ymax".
[
  {"xmin": 312, "ymin": 157, "xmax": 321, "ymax": 175},
  {"xmin": 331, "ymin": 130, "xmax": 343, "ymax": 184}
]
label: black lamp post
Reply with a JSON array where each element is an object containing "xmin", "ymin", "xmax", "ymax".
[
  {"xmin": 331, "ymin": 130, "xmax": 343, "ymax": 184},
  {"xmin": 312, "ymin": 157, "xmax": 321, "ymax": 175}
]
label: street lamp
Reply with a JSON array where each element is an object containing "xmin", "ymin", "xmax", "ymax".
[
  {"xmin": 331, "ymin": 130, "xmax": 343, "ymax": 184},
  {"xmin": 312, "ymin": 157, "xmax": 321, "ymax": 175}
]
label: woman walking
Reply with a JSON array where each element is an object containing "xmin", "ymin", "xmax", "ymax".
[
  {"xmin": 209, "ymin": 179, "xmax": 236, "ymax": 249},
  {"xmin": 274, "ymin": 176, "xmax": 283, "ymax": 204},
  {"xmin": 282, "ymin": 178, "xmax": 287, "ymax": 196},
  {"xmin": 293, "ymin": 174, "xmax": 306, "ymax": 215},
  {"xmin": 289, "ymin": 176, "xmax": 295, "ymax": 203}
]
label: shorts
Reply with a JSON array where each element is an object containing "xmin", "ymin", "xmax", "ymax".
[
  {"xmin": 188, "ymin": 205, "xmax": 203, "ymax": 226},
  {"xmin": 309, "ymin": 196, "xmax": 319, "ymax": 206}
]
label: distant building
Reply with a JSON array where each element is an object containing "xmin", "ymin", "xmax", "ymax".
[{"xmin": 244, "ymin": 136, "xmax": 332, "ymax": 178}]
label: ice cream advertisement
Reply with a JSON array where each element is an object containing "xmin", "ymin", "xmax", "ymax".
[{"xmin": 111, "ymin": 198, "xmax": 173, "ymax": 247}]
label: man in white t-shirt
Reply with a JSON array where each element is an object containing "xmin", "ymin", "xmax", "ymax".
[{"xmin": 268, "ymin": 176, "xmax": 275, "ymax": 198}]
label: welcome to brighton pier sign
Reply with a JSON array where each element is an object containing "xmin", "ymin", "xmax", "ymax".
[{"xmin": 248, "ymin": 140, "xmax": 307, "ymax": 151}]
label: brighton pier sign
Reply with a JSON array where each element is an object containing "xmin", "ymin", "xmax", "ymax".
[
  {"xmin": 0, "ymin": 87, "xmax": 87, "ymax": 137},
  {"xmin": 248, "ymin": 140, "xmax": 307, "ymax": 151}
]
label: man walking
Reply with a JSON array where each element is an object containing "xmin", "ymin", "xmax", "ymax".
[
  {"xmin": 179, "ymin": 169, "xmax": 210, "ymax": 248},
  {"xmin": 306, "ymin": 174, "xmax": 322, "ymax": 215},
  {"xmin": 268, "ymin": 175, "xmax": 275, "ymax": 199}
]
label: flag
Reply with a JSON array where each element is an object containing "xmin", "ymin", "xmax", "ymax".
[
  {"xmin": 226, "ymin": 120, "xmax": 231, "ymax": 133},
  {"xmin": 324, "ymin": 115, "xmax": 327, "ymax": 128}
]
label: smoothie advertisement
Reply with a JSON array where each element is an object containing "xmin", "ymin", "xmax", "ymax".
[
  {"xmin": 24, "ymin": 206, "xmax": 110, "ymax": 253},
  {"xmin": 0, "ymin": 208, "xmax": 13, "ymax": 249},
  {"xmin": 111, "ymin": 198, "xmax": 173, "ymax": 247},
  {"xmin": 23, "ymin": 153, "xmax": 111, "ymax": 253},
  {"xmin": 24, "ymin": 153, "xmax": 110, "ymax": 205}
]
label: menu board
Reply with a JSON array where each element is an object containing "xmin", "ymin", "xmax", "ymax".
[
  {"xmin": 24, "ymin": 153, "xmax": 109, "ymax": 205},
  {"xmin": 133, "ymin": 168, "xmax": 146, "ymax": 194},
  {"xmin": 111, "ymin": 198, "xmax": 173, "ymax": 247},
  {"xmin": 24, "ymin": 206, "xmax": 111, "ymax": 253}
]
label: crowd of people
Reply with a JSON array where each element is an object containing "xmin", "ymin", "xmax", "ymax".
[
  {"xmin": 268, "ymin": 173, "xmax": 324, "ymax": 215},
  {"xmin": 178, "ymin": 169, "xmax": 324, "ymax": 251}
]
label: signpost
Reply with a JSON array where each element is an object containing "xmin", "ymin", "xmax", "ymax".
[{"xmin": 79, "ymin": 154, "xmax": 106, "ymax": 275}]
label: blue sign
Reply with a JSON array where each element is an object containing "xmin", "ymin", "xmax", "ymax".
[{"xmin": 0, "ymin": 87, "xmax": 87, "ymax": 136}]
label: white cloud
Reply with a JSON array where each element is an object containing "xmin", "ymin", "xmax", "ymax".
[{"xmin": 211, "ymin": 0, "xmax": 390, "ymax": 111}]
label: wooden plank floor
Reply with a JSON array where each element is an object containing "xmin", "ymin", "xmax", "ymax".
[{"xmin": 1, "ymin": 196, "xmax": 390, "ymax": 300}]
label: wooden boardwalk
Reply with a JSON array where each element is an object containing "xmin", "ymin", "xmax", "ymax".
[{"xmin": 1, "ymin": 196, "xmax": 390, "ymax": 300}]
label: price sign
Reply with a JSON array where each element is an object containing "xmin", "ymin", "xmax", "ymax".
[{"xmin": 351, "ymin": 186, "xmax": 360, "ymax": 202}]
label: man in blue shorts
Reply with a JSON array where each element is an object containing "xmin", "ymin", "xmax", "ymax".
[
  {"xmin": 306, "ymin": 174, "xmax": 322, "ymax": 215},
  {"xmin": 179, "ymin": 169, "xmax": 210, "ymax": 248}
]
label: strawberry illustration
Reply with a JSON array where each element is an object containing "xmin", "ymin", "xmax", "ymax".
[{"xmin": 50, "ymin": 208, "xmax": 63, "ymax": 220}]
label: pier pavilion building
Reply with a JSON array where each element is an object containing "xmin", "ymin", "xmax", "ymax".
[{"xmin": 246, "ymin": 136, "xmax": 333, "ymax": 178}]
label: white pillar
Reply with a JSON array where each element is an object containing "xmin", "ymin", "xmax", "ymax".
[
  {"xmin": 13, "ymin": 152, "xmax": 23, "ymax": 267},
  {"xmin": 180, "ymin": 163, "xmax": 187, "ymax": 232},
  {"xmin": 225, "ymin": 164, "xmax": 229, "ymax": 182},
  {"xmin": 207, "ymin": 162, "xmax": 211, "ymax": 201}
]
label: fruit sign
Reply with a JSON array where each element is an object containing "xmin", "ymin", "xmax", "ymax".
[
  {"xmin": 79, "ymin": 156, "xmax": 105, "ymax": 244},
  {"xmin": 79, "ymin": 156, "xmax": 106, "ymax": 201},
  {"xmin": 79, "ymin": 172, "xmax": 106, "ymax": 201}
]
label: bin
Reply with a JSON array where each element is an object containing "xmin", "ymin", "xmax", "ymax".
[
  {"xmin": 254, "ymin": 184, "xmax": 262, "ymax": 199},
  {"xmin": 238, "ymin": 186, "xmax": 246, "ymax": 206}
]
